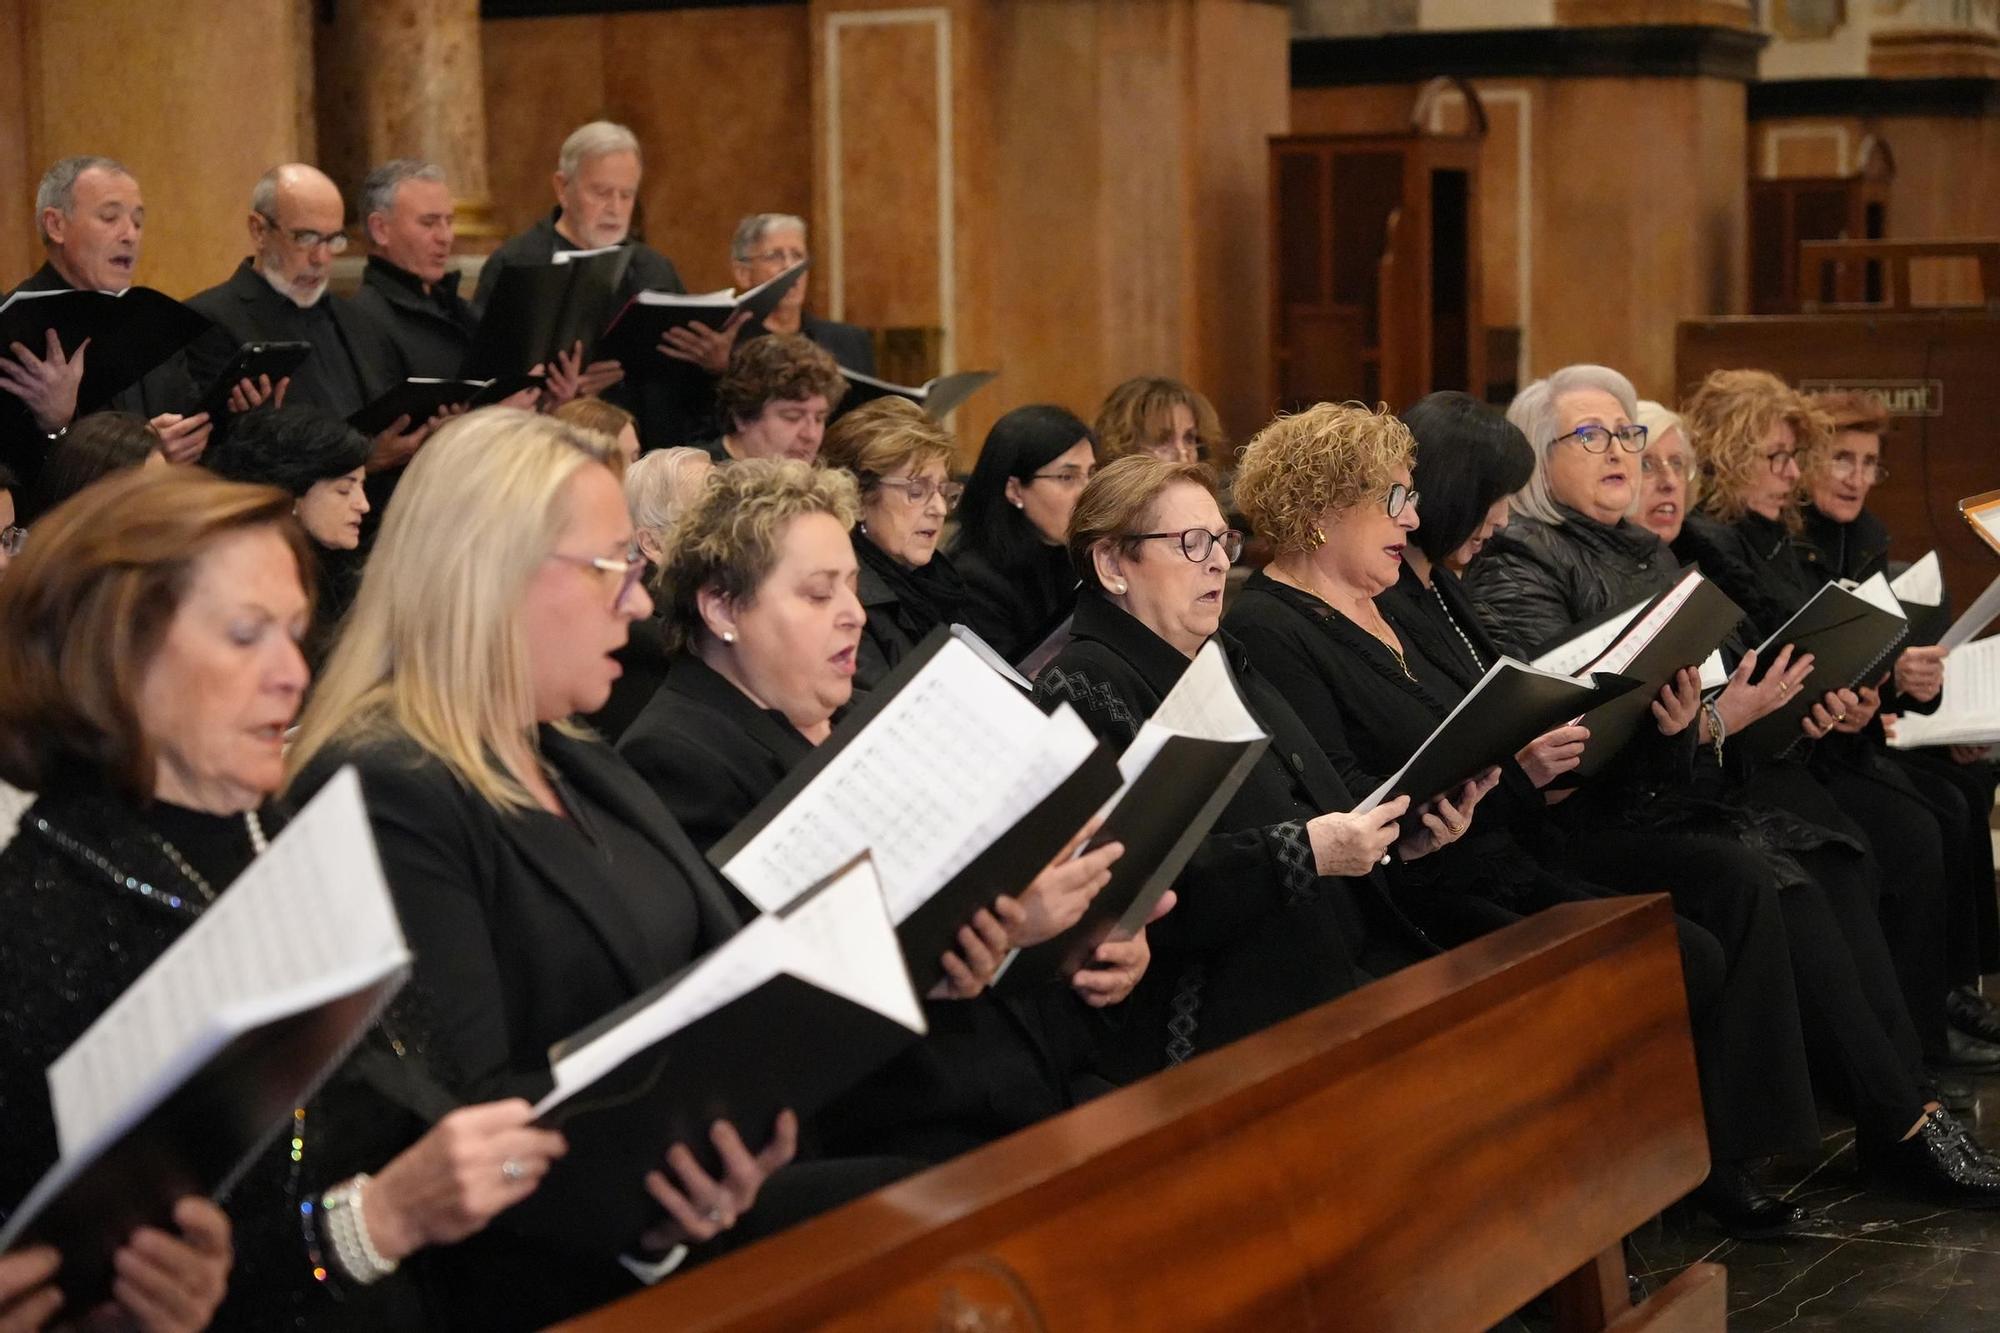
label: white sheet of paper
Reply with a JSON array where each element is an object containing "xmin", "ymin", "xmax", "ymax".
[
  {"xmin": 1699, "ymin": 651, "xmax": 1728, "ymax": 691},
  {"xmin": 1845, "ymin": 571, "xmax": 1904, "ymax": 619},
  {"xmin": 1530, "ymin": 601, "xmax": 1644, "ymax": 678},
  {"xmin": 1941, "ymin": 571, "xmax": 2000, "ymax": 652},
  {"xmin": 1891, "ymin": 551, "xmax": 1943, "ymax": 609},
  {"xmin": 1888, "ymin": 636, "xmax": 2000, "ymax": 749}
]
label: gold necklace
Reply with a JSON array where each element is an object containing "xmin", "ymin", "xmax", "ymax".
[{"xmin": 1275, "ymin": 564, "xmax": 1416, "ymax": 684}]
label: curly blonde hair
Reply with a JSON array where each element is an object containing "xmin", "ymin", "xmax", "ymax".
[
  {"xmin": 1232, "ymin": 402, "xmax": 1415, "ymax": 554},
  {"xmin": 655, "ymin": 457, "xmax": 861, "ymax": 653},
  {"xmin": 1680, "ymin": 369, "xmax": 1830, "ymax": 526}
]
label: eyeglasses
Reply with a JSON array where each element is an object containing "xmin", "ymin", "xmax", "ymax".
[
  {"xmin": 744, "ymin": 247, "xmax": 808, "ymax": 267},
  {"xmin": 1128, "ymin": 527, "xmax": 1243, "ymax": 563},
  {"xmin": 1146, "ymin": 441, "xmax": 1201, "ymax": 464},
  {"xmin": 1554, "ymin": 424, "xmax": 1649, "ymax": 454},
  {"xmin": 1764, "ymin": 448, "xmax": 1799, "ymax": 474},
  {"xmin": 1640, "ymin": 455, "xmax": 1690, "ymax": 481},
  {"xmin": 256, "ymin": 212, "xmax": 349, "ymax": 254},
  {"xmin": 549, "ymin": 537, "xmax": 647, "ymax": 608},
  {"xmin": 0, "ymin": 525, "xmax": 23, "ymax": 556},
  {"xmin": 1385, "ymin": 482, "xmax": 1420, "ymax": 518},
  {"xmin": 1825, "ymin": 453, "xmax": 1887, "ymax": 483},
  {"xmin": 874, "ymin": 477, "xmax": 965, "ymax": 511},
  {"xmin": 1030, "ymin": 466, "xmax": 1094, "ymax": 488}
]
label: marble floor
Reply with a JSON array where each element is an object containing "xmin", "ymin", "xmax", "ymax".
[{"xmin": 1628, "ymin": 1079, "xmax": 2000, "ymax": 1331}]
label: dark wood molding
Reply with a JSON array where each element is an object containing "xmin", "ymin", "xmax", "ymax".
[
  {"xmin": 481, "ymin": 0, "xmax": 798, "ymax": 17},
  {"xmin": 1749, "ymin": 76, "xmax": 2000, "ymax": 119},
  {"xmin": 1290, "ymin": 23, "xmax": 1769, "ymax": 87}
]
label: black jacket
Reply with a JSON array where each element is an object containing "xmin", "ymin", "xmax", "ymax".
[
  {"xmin": 184, "ymin": 260, "xmax": 403, "ymax": 421},
  {"xmin": 951, "ymin": 541, "xmax": 1075, "ymax": 665},
  {"xmin": 1463, "ymin": 505, "xmax": 1679, "ymax": 659},
  {"xmin": 1036, "ymin": 591, "xmax": 1431, "ymax": 1081},
  {"xmin": 853, "ymin": 538, "xmax": 966, "ymax": 692},
  {"xmin": 349, "ymin": 256, "xmax": 477, "ymax": 380},
  {"xmin": 291, "ymin": 724, "xmax": 741, "ymax": 1328},
  {"xmin": 800, "ymin": 314, "xmax": 875, "ymax": 376},
  {"xmin": 617, "ymin": 653, "xmax": 1085, "ymax": 1162}
]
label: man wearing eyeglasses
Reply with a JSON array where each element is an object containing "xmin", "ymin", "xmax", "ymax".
[
  {"xmin": 184, "ymin": 164, "xmax": 410, "ymax": 466},
  {"xmin": 729, "ymin": 214, "xmax": 874, "ymax": 376}
]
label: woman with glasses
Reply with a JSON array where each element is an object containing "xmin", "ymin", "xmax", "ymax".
[
  {"xmin": 1035, "ymin": 454, "xmax": 1470, "ymax": 1082},
  {"xmin": 950, "ymin": 405, "xmax": 1097, "ymax": 662},
  {"xmin": 0, "ymin": 460, "xmax": 21, "ymax": 579},
  {"xmin": 1092, "ymin": 376, "xmax": 1222, "ymax": 466},
  {"xmin": 286, "ymin": 410, "xmax": 899, "ymax": 1327},
  {"xmin": 818, "ymin": 398, "xmax": 969, "ymax": 690}
]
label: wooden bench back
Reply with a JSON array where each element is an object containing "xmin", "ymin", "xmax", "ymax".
[{"xmin": 557, "ymin": 896, "xmax": 1721, "ymax": 1333}]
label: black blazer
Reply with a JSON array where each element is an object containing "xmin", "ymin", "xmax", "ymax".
[
  {"xmin": 618, "ymin": 654, "xmax": 1082, "ymax": 1162},
  {"xmin": 951, "ymin": 542, "xmax": 1075, "ymax": 665},
  {"xmin": 291, "ymin": 723, "xmax": 742, "ymax": 1326},
  {"xmin": 1036, "ymin": 591, "xmax": 1431, "ymax": 1081},
  {"xmin": 184, "ymin": 260, "xmax": 403, "ymax": 421},
  {"xmin": 349, "ymin": 256, "xmax": 476, "ymax": 379},
  {"xmin": 801, "ymin": 314, "xmax": 875, "ymax": 376}
]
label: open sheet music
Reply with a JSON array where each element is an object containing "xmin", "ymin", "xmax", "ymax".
[
  {"xmin": 462, "ymin": 246, "xmax": 634, "ymax": 377},
  {"xmin": 1740, "ymin": 574, "xmax": 1909, "ymax": 758},
  {"xmin": 1887, "ymin": 636, "xmax": 2000, "ymax": 750},
  {"xmin": 594, "ymin": 261, "xmax": 808, "ymax": 373},
  {"xmin": 837, "ymin": 369, "xmax": 998, "ymax": 420},
  {"xmin": 531, "ymin": 855, "xmax": 922, "ymax": 1237},
  {"xmin": 709, "ymin": 626, "xmax": 1120, "ymax": 992},
  {"xmin": 0, "ymin": 770, "xmax": 408, "ymax": 1302}
]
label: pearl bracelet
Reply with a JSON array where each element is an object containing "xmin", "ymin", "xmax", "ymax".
[{"xmin": 320, "ymin": 1173, "xmax": 400, "ymax": 1285}]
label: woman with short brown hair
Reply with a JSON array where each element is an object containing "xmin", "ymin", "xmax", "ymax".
[{"xmin": 1092, "ymin": 376, "xmax": 1222, "ymax": 466}]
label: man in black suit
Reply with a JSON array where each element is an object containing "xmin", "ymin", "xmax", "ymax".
[
  {"xmin": 184, "ymin": 164, "xmax": 417, "ymax": 470},
  {"xmin": 729, "ymin": 213, "xmax": 876, "ymax": 376},
  {"xmin": 474, "ymin": 121, "xmax": 734, "ymax": 448},
  {"xmin": 348, "ymin": 159, "xmax": 475, "ymax": 379}
]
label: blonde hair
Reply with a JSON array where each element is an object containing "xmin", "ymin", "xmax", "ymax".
[
  {"xmin": 1681, "ymin": 369, "xmax": 1829, "ymax": 526},
  {"xmin": 1094, "ymin": 377, "xmax": 1225, "ymax": 465},
  {"xmin": 818, "ymin": 397, "xmax": 955, "ymax": 483},
  {"xmin": 286, "ymin": 408, "xmax": 614, "ymax": 811},
  {"xmin": 657, "ymin": 458, "xmax": 860, "ymax": 653},
  {"xmin": 1233, "ymin": 402, "xmax": 1415, "ymax": 554},
  {"xmin": 1066, "ymin": 455, "xmax": 1217, "ymax": 593},
  {"xmin": 1633, "ymin": 400, "xmax": 1700, "ymax": 515}
]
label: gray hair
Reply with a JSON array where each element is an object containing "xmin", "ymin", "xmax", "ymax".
[
  {"xmin": 1632, "ymin": 399, "xmax": 1698, "ymax": 514},
  {"xmin": 361, "ymin": 159, "xmax": 445, "ymax": 223},
  {"xmin": 625, "ymin": 446, "xmax": 714, "ymax": 546},
  {"xmin": 731, "ymin": 213, "xmax": 808, "ymax": 262},
  {"xmin": 249, "ymin": 167, "xmax": 282, "ymax": 219},
  {"xmin": 36, "ymin": 156, "xmax": 133, "ymax": 244},
  {"xmin": 557, "ymin": 121, "xmax": 641, "ymax": 180},
  {"xmin": 1505, "ymin": 364, "xmax": 1640, "ymax": 524}
]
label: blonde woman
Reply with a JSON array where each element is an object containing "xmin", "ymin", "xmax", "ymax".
[
  {"xmin": 286, "ymin": 409, "xmax": 895, "ymax": 1328},
  {"xmin": 1092, "ymin": 376, "xmax": 1223, "ymax": 466}
]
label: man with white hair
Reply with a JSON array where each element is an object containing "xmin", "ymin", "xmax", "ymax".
[
  {"xmin": 729, "ymin": 212, "xmax": 874, "ymax": 374},
  {"xmin": 3, "ymin": 156, "xmax": 212, "ymax": 471},
  {"xmin": 184, "ymin": 164, "xmax": 410, "ymax": 461},
  {"xmin": 349, "ymin": 158, "xmax": 476, "ymax": 378}
]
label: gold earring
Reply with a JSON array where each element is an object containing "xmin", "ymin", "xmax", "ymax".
[{"xmin": 1309, "ymin": 526, "xmax": 1326, "ymax": 548}]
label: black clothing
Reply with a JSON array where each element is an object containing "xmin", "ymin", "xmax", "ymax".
[
  {"xmin": 472, "ymin": 211, "xmax": 700, "ymax": 447},
  {"xmin": 350, "ymin": 257, "xmax": 477, "ymax": 380},
  {"xmin": 617, "ymin": 653, "xmax": 1090, "ymax": 1162},
  {"xmin": 1464, "ymin": 505, "xmax": 1677, "ymax": 659},
  {"xmin": 800, "ymin": 314, "xmax": 875, "ymax": 376},
  {"xmin": 1035, "ymin": 590, "xmax": 1434, "ymax": 1082},
  {"xmin": 853, "ymin": 534, "xmax": 968, "ymax": 692},
  {"xmin": 184, "ymin": 260, "xmax": 401, "ymax": 422},
  {"xmin": 952, "ymin": 540, "xmax": 1076, "ymax": 665}
]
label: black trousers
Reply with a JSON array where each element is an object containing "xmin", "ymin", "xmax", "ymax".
[
  {"xmin": 1892, "ymin": 749, "xmax": 2000, "ymax": 983},
  {"xmin": 1813, "ymin": 747, "xmax": 1953, "ymax": 1057}
]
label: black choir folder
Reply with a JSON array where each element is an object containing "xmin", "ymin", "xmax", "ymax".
[
  {"xmin": 1355, "ymin": 659, "xmax": 1641, "ymax": 814},
  {"xmin": 347, "ymin": 372, "xmax": 544, "ymax": 437},
  {"xmin": 708, "ymin": 625, "xmax": 1123, "ymax": 995},
  {"xmin": 1739, "ymin": 573, "xmax": 1909, "ymax": 760},
  {"xmin": 0, "ymin": 285, "xmax": 212, "ymax": 414},
  {"xmin": 837, "ymin": 368, "xmax": 997, "ymax": 420},
  {"xmin": 0, "ymin": 770, "xmax": 408, "ymax": 1306},
  {"xmin": 531, "ymin": 854, "xmax": 922, "ymax": 1246},
  {"xmin": 1011, "ymin": 638, "xmax": 1271, "ymax": 985},
  {"xmin": 1528, "ymin": 568, "xmax": 1745, "ymax": 781},
  {"xmin": 193, "ymin": 340, "xmax": 313, "ymax": 420},
  {"xmin": 592, "ymin": 261, "xmax": 810, "ymax": 375},
  {"xmin": 462, "ymin": 244, "xmax": 635, "ymax": 377}
]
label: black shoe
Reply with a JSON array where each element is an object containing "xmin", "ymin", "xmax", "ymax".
[
  {"xmin": 1932, "ymin": 1027, "xmax": 2000, "ymax": 1074},
  {"xmin": 1861, "ymin": 1110, "xmax": 2000, "ymax": 1207},
  {"xmin": 1949, "ymin": 985, "xmax": 2000, "ymax": 1046},
  {"xmin": 1690, "ymin": 1162, "xmax": 1817, "ymax": 1239}
]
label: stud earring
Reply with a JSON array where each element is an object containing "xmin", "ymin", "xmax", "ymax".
[
  {"xmin": 1109, "ymin": 580, "xmax": 1128, "ymax": 594},
  {"xmin": 1012, "ymin": 499, "xmax": 1025, "ymax": 509},
  {"xmin": 722, "ymin": 631, "xmax": 735, "ymax": 644}
]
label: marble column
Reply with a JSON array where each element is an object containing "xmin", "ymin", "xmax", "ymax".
[{"xmin": 315, "ymin": 0, "xmax": 502, "ymax": 249}]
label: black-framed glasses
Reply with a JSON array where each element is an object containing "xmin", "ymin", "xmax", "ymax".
[
  {"xmin": 255, "ymin": 211, "xmax": 348, "ymax": 254},
  {"xmin": 0, "ymin": 525, "xmax": 23, "ymax": 557},
  {"xmin": 1640, "ymin": 455, "xmax": 1690, "ymax": 481},
  {"xmin": 1764, "ymin": 448, "xmax": 1799, "ymax": 475},
  {"xmin": 1386, "ymin": 482, "xmax": 1420, "ymax": 518},
  {"xmin": 1029, "ymin": 466, "xmax": 1094, "ymax": 488},
  {"xmin": 874, "ymin": 476, "xmax": 965, "ymax": 511},
  {"xmin": 1554, "ymin": 423, "xmax": 1648, "ymax": 454},
  {"xmin": 744, "ymin": 246, "xmax": 808, "ymax": 267},
  {"xmin": 1128, "ymin": 527, "xmax": 1243, "ymax": 563},
  {"xmin": 1825, "ymin": 452, "xmax": 1886, "ymax": 483},
  {"xmin": 549, "ymin": 537, "xmax": 647, "ymax": 608}
]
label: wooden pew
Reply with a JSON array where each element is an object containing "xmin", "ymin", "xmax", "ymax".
[{"xmin": 557, "ymin": 896, "xmax": 1722, "ymax": 1333}]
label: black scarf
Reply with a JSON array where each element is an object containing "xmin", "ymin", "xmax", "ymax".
[{"xmin": 855, "ymin": 527, "xmax": 970, "ymax": 640}]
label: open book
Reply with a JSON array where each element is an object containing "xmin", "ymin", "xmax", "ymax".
[
  {"xmin": 0, "ymin": 286, "xmax": 212, "ymax": 415},
  {"xmin": 1355, "ymin": 659, "xmax": 1640, "ymax": 813},
  {"xmin": 593, "ymin": 261, "xmax": 809, "ymax": 373},
  {"xmin": 462, "ymin": 246, "xmax": 635, "ymax": 378},
  {"xmin": 708, "ymin": 626, "xmax": 1122, "ymax": 993},
  {"xmin": 1012, "ymin": 639, "xmax": 1270, "ymax": 983},
  {"xmin": 531, "ymin": 854, "xmax": 922, "ymax": 1239},
  {"xmin": 0, "ymin": 770, "xmax": 409, "ymax": 1304},
  {"xmin": 347, "ymin": 372, "xmax": 544, "ymax": 437},
  {"xmin": 1887, "ymin": 636, "xmax": 2000, "ymax": 749},
  {"xmin": 1739, "ymin": 573, "xmax": 1908, "ymax": 759},
  {"xmin": 837, "ymin": 368, "xmax": 997, "ymax": 420},
  {"xmin": 1527, "ymin": 569, "xmax": 1744, "ymax": 781}
]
